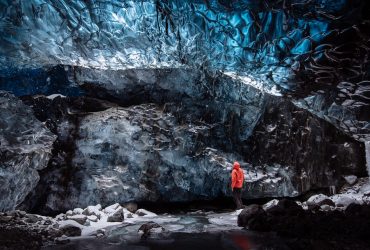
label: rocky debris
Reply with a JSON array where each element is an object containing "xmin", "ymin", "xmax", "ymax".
[
  {"xmin": 51, "ymin": 203, "xmax": 138, "ymax": 226},
  {"xmin": 0, "ymin": 210, "xmax": 61, "ymax": 249},
  {"xmin": 239, "ymin": 202, "xmax": 370, "ymax": 249},
  {"xmin": 300, "ymin": 178, "xmax": 370, "ymax": 210},
  {"xmin": 0, "ymin": 224, "xmax": 42, "ymax": 250},
  {"xmin": 0, "ymin": 91, "xmax": 56, "ymax": 211},
  {"xmin": 26, "ymin": 214, "xmax": 42, "ymax": 223}
]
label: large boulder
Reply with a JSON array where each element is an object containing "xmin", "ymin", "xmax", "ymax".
[
  {"xmin": 0, "ymin": 91, "xmax": 56, "ymax": 211},
  {"xmin": 66, "ymin": 214, "xmax": 87, "ymax": 225},
  {"xmin": 82, "ymin": 204, "xmax": 102, "ymax": 217},
  {"xmin": 237, "ymin": 204, "xmax": 265, "ymax": 227},
  {"xmin": 58, "ymin": 220, "xmax": 83, "ymax": 237},
  {"xmin": 306, "ymin": 194, "xmax": 335, "ymax": 209},
  {"xmin": 265, "ymin": 199, "xmax": 303, "ymax": 216},
  {"xmin": 138, "ymin": 221, "xmax": 165, "ymax": 238},
  {"xmin": 107, "ymin": 207, "xmax": 124, "ymax": 222}
]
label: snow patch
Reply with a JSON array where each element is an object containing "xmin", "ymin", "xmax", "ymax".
[
  {"xmin": 46, "ymin": 94, "xmax": 66, "ymax": 99},
  {"xmin": 224, "ymin": 71, "xmax": 282, "ymax": 96}
]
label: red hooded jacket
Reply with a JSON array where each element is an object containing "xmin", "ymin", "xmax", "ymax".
[{"xmin": 231, "ymin": 162, "xmax": 244, "ymax": 189}]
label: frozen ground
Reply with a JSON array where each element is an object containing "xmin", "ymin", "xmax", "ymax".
[{"xmin": 43, "ymin": 209, "xmax": 290, "ymax": 250}]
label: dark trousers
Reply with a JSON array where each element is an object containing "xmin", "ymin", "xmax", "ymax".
[{"xmin": 232, "ymin": 188, "xmax": 243, "ymax": 209}]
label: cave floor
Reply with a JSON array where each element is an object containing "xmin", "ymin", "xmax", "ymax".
[
  {"xmin": 40, "ymin": 209, "xmax": 370, "ymax": 250},
  {"xmin": 42, "ymin": 230, "xmax": 289, "ymax": 250},
  {"xmin": 40, "ymin": 211, "xmax": 288, "ymax": 250}
]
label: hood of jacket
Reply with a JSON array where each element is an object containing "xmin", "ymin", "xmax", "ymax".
[{"xmin": 233, "ymin": 161, "xmax": 240, "ymax": 170}]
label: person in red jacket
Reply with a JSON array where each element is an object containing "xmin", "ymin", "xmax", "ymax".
[{"xmin": 231, "ymin": 161, "xmax": 244, "ymax": 209}]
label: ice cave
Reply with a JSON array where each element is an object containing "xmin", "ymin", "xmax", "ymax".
[{"xmin": 0, "ymin": 0, "xmax": 369, "ymax": 249}]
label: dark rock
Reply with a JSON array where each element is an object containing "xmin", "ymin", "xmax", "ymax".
[
  {"xmin": 55, "ymin": 236, "xmax": 70, "ymax": 245},
  {"xmin": 245, "ymin": 96, "xmax": 367, "ymax": 194},
  {"xmin": 66, "ymin": 215, "xmax": 87, "ymax": 225},
  {"xmin": 138, "ymin": 221, "xmax": 164, "ymax": 238},
  {"xmin": 82, "ymin": 205, "xmax": 102, "ymax": 217},
  {"xmin": 0, "ymin": 216, "xmax": 13, "ymax": 223},
  {"xmin": 107, "ymin": 208, "xmax": 124, "ymax": 222},
  {"xmin": 345, "ymin": 203, "xmax": 370, "ymax": 217},
  {"xmin": 237, "ymin": 204, "xmax": 265, "ymax": 227},
  {"xmin": 265, "ymin": 199, "xmax": 303, "ymax": 216},
  {"xmin": 0, "ymin": 91, "xmax": 56, "ymax": 211},
  {"xmin": 25, "ymin": 214, "xmax": 41, "ymax": 224},
  {"xmin": 124, "ymin": 203, "xmax": 138, "ymax": 213},
  {"xmin": 0, "ymin": 225, "xmax": 42, "ymax": 250},
  {"xmin": 59, "ymin": 223, "xmax": 82, "ymax": 237}
]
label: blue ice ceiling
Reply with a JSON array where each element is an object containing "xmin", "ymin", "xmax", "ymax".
[{"xmin": 0, "ymin": 0, "xmax": 369, "ymax": 93}]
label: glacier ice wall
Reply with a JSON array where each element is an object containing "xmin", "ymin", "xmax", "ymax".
[
  {"xmin": 0, "ymin": 91, "xmax": 56, "ymax": 211},
  {"xmin": 0, "ymin": 0, "xmax": 369, "ymax": 211}
]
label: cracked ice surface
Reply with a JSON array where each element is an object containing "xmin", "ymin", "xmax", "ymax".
[{"xmin": 0, "ymin": 0, "xmax": 368, "ymax": 91}]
